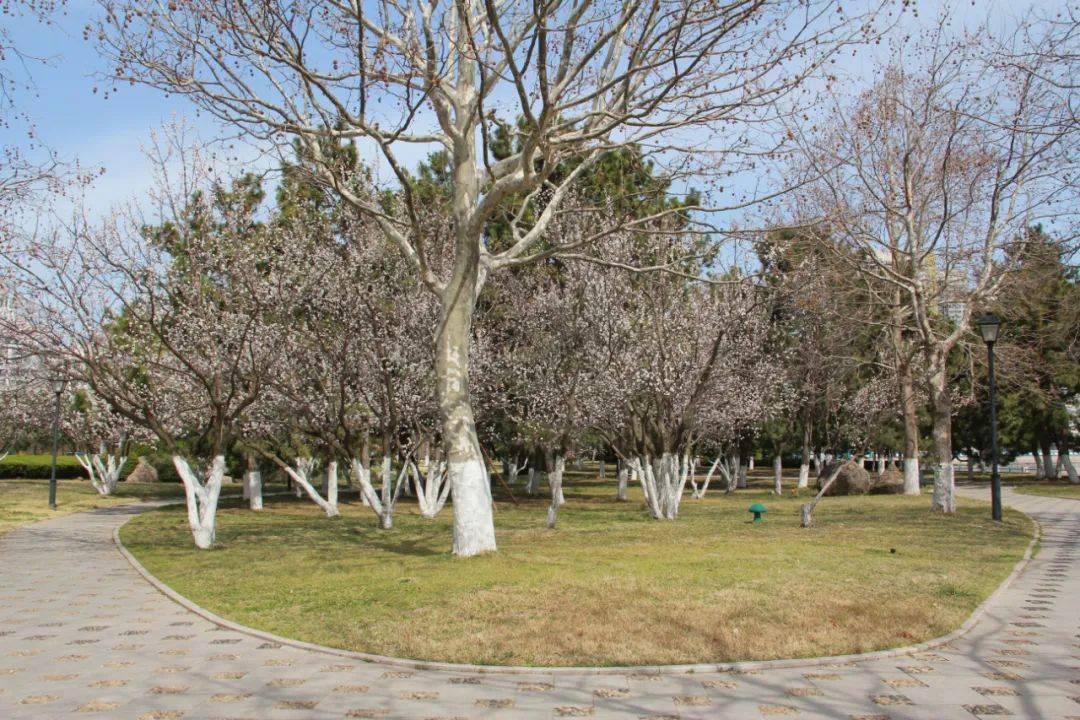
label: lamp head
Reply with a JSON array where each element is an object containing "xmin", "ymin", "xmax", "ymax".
[{"xmin": 976, "ymin": 313, "xmax": 1001, "ymax": 344}]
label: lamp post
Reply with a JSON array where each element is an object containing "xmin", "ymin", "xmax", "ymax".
[
  {"xmin": 976, "ymin": 314, "xmax": 1002, "ymax": 521},
  {"xmin": 47, "ymin": 372, "xmax": 67, "ymax": 510}
]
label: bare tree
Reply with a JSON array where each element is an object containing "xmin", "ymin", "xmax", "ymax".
[
  {"xmin": 96, "ymin": 0, "xmax": 882, "ymax": 555},
  {"xmin": 0, "ymin": 1, "xmax": 78, "ymax": 238},
  {"xmin": 791, "ymin": 20, "xmax": 1077, "ymax": 513}
]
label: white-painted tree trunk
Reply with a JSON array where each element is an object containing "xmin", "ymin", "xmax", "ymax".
[
  {"xmin": 931, "ymin": 462, "xmax": 955, "ymax": 513},
  {"xmin": 326, "ymin": 461, "xmax": 338, "ymax": 510},
  {"xmin": 75, "ymin": 446, "xmax": 127, "ymax": 496},
  {"xmin": 245, "ymin": 452, "xmax": 262, "ymax": 510},
  {"xmin": 876, "ymin": 456, "xmax": 885, "ymax": 476},
  {"xmin": 773, "ymin": 454, "xmax": 783, "ymax": 495},
  {"xmin": 693, "ymin": 456, "xmax": 721, "ymax": 498},
  {"xmin": 547, "ymin": 458, "xmax": 566, "ymax": 506},
  {"xmin": 526, "ymin": 467, "xmax": 540, "ymax": 495},
  {"xmin": 1043, "ymin": 447, "xmax": 1058, "ymax": 479},
  {"xmin": 599, "ymin": 460, "xmax": 605, "ymax": 481},
  {"xmin": 616, "ymin": 461, "xmax": 628, "ymax": 501},
  {"xmin": 446, "ymin": 454, "xmax": 492, "ymax": 551},
  {"xmin": 434, "ymin": 147, "xmax": 497, "ymax": 556},
  {"xmin": 350, "ymin": 456, "xmax": 410, "ymax": 528},
  {"xmin": 725, "ymin": 453, "xmax": 742, "ymax": 493},
  {"xmin": 411, "ymin": 458, "xmax": 451, "ymax": 518},
  {"xmin": 173, "ymin": 455, "xmax": 225, "ymax": 549},
  {"xmin": 812, "ymin": 452, "xmax": 822, "ymax": 474},
  {"xmin": 748, "ymin": 457, "xmax": 754, "ymax": 471},
  {"xmin": 504, "ymin": 457, "xmax": 524, "ymax": 486},
  {"xmin": 633, "ymin": 453, "xmax": 691, "ymax": 520},
  {"xmin": 379, "ymin": 454, "xmax": 396, "ymax": 529},
  {"xmin": 546, "ymin": 455, "xmax": 565, "ymax": 528},
  {"xmin": 1063, "ymin": 454, "xmax": 1079, "ymax": 484},
  {"xmin": 903, "ymin": 457, "xmax": 921, "ymax": 495},
  {"xmin": 281, "ymin": 457, "xmax": 340, "ymax": 517},
  {"xmin": 247, "ymin": 468, "xmax": 263, "ymax": 510},
  {"xmin": 928, "ymin": 359, "xmax": 956, "ymax": 514}
]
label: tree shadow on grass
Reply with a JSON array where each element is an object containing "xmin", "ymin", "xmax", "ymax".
[{"xmin": 347, "ymin": 532, "xmax": 448, "ymax": 557}]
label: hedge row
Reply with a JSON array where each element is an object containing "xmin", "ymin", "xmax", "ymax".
[{"xmin": 0, "ymin": 453, "xmax": 140, "ymax": 481}]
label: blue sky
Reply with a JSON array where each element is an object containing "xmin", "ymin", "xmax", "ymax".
[{"xmin": 2, "ymin": 0, "xmax": 1067, "ymax": 221}]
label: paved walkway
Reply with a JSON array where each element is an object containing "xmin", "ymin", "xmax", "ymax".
[{"xmin": 0, "ymin": 487, "xmax": 1076, "ymax": 720}]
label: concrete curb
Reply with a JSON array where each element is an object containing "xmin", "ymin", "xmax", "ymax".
[{"xmin": 113, "ymin": 497, "xmax": 1041, "ymax": 676}]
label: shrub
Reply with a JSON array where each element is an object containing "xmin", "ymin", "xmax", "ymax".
[{"xmin": 1, "ymin": 453, "xmax": 91, "ymax": 480}]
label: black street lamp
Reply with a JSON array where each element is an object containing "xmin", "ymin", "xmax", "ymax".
[
  {"xmin": 976, "ymin": 313, "xmax": 1002, "ymax": 521},
  {"xmin": 47, "ymin": 372, "xmax": 67, "ymax": 510}
]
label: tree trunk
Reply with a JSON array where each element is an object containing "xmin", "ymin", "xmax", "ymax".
[
  {"xmin": 599, "ymin": 460, "xmax": 605, "ymax": 481},
  {"xmin": 966, "ymin": 452, "xmax": 974, "ymax": 483},
  {"xmin": 326, "ymin": 460, "xmax": 338, "ymax": 510},
  {"xmin": 246, "ymin": 454, "xmax": 262, "ymax": 511},
  {"xmin": 695, "ymin": 456, "xmax": 721, "ymax": 498},
  {"xmin": 616, "ymin": 461, "xmax": 628, "ymax": 501},
  {"xmin": 76, "ymin": 449, "xmax": 125, "ymax": 497},
  {"xmin": 773, "ymin": 452, "xmax": 783, "ymax": 495},
  {"xmin": 928, "ymin": 362, "xmax": 955, "ymax": 514},
  {"xmin": 797, "ymin": 423, "xmax": 811, "ymax": 490},
  {"xmin": 546, "ymin": 455, "xmax": 565, "ymax": 529},
  {"xmin": 360, "ymin": 435, "xmax": 371, "ymax": 505},
  {"xmin": 725, "ymin": 452, "xmax": 741, "ymax": 493},
  {"xmin": 173, "ymin": 455, "xmax": 225, "ymax": 549},
  {"xmin": 876, "ymin": 455, "xmax": 885, "ymax": 476},
  {"xmin": 435, "ymin": 113, "xmax": 498, "ymax": 557},
  {"xmin": 412, "ymin": 458, "xmax": 451, "ymax": 518},
  {"xmin": 895, "ymin": 296, "xmax": 921, "ymax": 496},
  {"xmin": 1032, "ymin": 445, "xmax": 1044, "ymax": 479},
  {"xmin": 635, "ymin": 453, "xmax": 689, "ymax": 520},
  {"xmin": 282, "ymin": 457, "xmax": 340, "ymax": 518},
  {"xmin": 380, "ymin": 454, "xmax": 394, "ymax": 528},
  {"xmin": 800, "ymin": 461, "xmax": 848, "ymax": 528},
  {"xmin": 548, "ymin": 455, "xmax": 566, "ymax": 506},
  {"xmin": 1063, "ymin": 451, "xmax": 1079, "ymax": 484},
  {"xmin": 1040, "ymin": 439, "xmax": 1057, "ymax": 479}
]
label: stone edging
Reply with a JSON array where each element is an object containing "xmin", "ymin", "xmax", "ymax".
[{"xmin": 113, "ymin": 502, "xmax": 1041, "ymax": 676}]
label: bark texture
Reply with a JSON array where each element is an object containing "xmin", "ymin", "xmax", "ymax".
[
  {"xmin": 545, "ymin": 455, "xmax": 565, "ymax": 528},
  {"xmin": 928, "ymin": 362, "xmax": 956, "ymax": 513}
]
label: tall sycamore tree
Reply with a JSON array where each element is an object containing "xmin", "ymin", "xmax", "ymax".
[{"xmin": 790, "ymin": 20, "xmax": 1076, "ymax": 513}]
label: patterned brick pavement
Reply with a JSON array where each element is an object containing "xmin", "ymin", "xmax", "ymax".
[{"xmin": 0, "ymin": 487, "xmax": 1076, "ymax": 719}]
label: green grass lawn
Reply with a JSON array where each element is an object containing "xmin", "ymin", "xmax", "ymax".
[
  {"xmin": 120, "ymin": 469, "xmax": 1033, "ymax": 667},
  {"xmin": 1008, "ymin": 481, "xmax": 1080, "ymax": 500}
]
